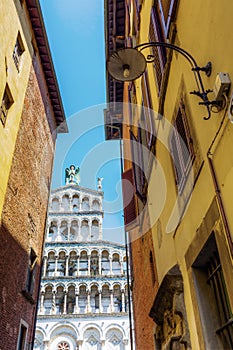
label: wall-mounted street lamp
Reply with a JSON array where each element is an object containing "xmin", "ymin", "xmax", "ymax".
[{"xmin": 107, "ymin": 43, "xmax": 228, "ymax": 120}]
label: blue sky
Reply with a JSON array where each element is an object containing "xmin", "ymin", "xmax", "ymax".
[{"xmin": 39, "ymin": 0, "xmax": 124, "ymax": 243}]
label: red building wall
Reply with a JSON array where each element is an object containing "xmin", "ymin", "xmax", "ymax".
[
  {"xmin": 0, "ymin": 56, "xmax": 57, "ymax": 349},
  {"xmin": 130, "ymin": 228, "xmax": 158, "ymax": 350}
]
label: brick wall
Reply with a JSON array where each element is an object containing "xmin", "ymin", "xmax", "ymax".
[
  {"xmin": 0, "ymin": 56, "xmax": 56, "ymax": 349},
  {"xmin": 130, "ymin": 228, "xmax": 158, "ymax": 350}
]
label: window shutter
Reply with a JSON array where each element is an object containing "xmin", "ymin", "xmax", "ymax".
[
  {"xmin": 130, "ymin": 131, "xmax": 146, "ymax": 201},
  {"xmin": 149, "ymin": 6, "xmax": 166, "ymax": 91},
  {"xmin": 157, "ymin": 0, "xmax": 177, "ymax": 37},
  {"xmin": 122, "ymin": 168, "xmax": 137, "ymax": 227},
  {"xmin": 141, "ymin": 73, "xmax": 155, "ymax": 149},
  {"xmin": 170, "ymin": 101, "xmax": 194, "ymax": 192}
]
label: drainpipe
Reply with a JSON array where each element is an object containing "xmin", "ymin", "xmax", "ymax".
[
  {"xmin": 207, "ymin": 107, "xmax": 233, "ymax": 258},
  {"xmin": 207, "ymin": 153, "xmax": 233, "ymax": 258}
]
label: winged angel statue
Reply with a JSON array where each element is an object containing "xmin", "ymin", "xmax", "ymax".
[{"xmin": 65, "ymin": 165, "xmax": 80, "ymax": 185}]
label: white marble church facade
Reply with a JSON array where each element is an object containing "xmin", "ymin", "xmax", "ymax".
[{"xmin": 34, "ymin": 172, "xmax": 130, "ymax": 350}]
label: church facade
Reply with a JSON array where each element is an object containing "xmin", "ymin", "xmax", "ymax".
[{"xmin": 34, "ymin": 167, "xmax": 130, "ymax": 350}]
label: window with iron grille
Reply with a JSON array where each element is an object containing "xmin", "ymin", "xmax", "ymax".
[
  {"xmin": 170, "ymin": 101, "xmax": 194, "ymax": 193},
  {"xmin": 193, "ymin": 235, "xmax": 233, "ymax": 349},
  {"xmin": 13, "ymin": 32, "xmax": 25, "ymax": 72},
  {"xmin": 207, "ymin": 252, "xmax": 233, "ymax": 347},
  {"xmin": 0, "ymin": 85, "xmax": 13, "ymax": 127},
  {"xmin": 149, "ymin": 1, "xmax": 177, "ymax": 92}
]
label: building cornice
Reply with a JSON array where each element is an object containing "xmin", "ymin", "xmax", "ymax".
[{"xmin": 25, "ymin": 0, "xmax": 67, "ymax": 133}]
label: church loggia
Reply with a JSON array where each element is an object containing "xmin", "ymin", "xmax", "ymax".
[{"xmin": 34, "ymin": 166, "xmax": 131, "ymax": 350}]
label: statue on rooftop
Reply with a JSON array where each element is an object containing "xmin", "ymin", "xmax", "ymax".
[
  {"xmin": 65, "ymin": 165, "xmax": 80, "ymax": 185},
  {"xmin": 97, "ymin": 177, "xmax": 103, "ymax": 191}
]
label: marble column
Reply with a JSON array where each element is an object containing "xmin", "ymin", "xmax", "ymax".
[
  {"xmin": 40, "ymin": 291, "xmax": 45, "ymax": 314},
  {"xmin": 109, "ymin": 257, "xmax": 113, "ymax": 275},
  {"xmin": 76, "ymin": 255, "xmax": 80, "ymax": 276},
  {"xmin": 88, "ymin": 255, "xmax": 91, "ymax": 275},
  {"xmin": 69, "ymin": 195, "xmax": 73, "ymax": 211},
  {"xmin": 79, "ymin": 197, "xmax": 82, "ymax": 211},
  {"xmin": 78, "ymin": 221, "xmax": 81, "ymax": 241},
  {"xmin": 63, "ymin": 292, "xmax": 67, "ymax": 314},
  {"xmin": 43, "ymin": 256, "xmax": 47, "ymax": 277},
  {"xmin": 99, "ymin": 291, "xmax": 102, "ymax": 313},
  {"xmin": 99, "ymin": 221, "xmax": 102, "ymax": 240},
  {"xmin": 98, "ymin": 254, "xmax": 102, "ymax": 275},
  {"xmin": 51, "ymin": 291, "xmax": 56, "ymax": 314},
  {"xmin": 67, "ymin": 222, "xmax": 71, "ymax": 241},
  {"xmin": 110, "ymin": 289, "xmax": 114, "ymax": 313},
  {"xmin": 54, "ymin": 256, "xmax": 58, "ymax": 276},
  {"xmin": 121, "ymin": 290, "xmax": 125, "ymax": 312},
  {"xmin": 88, "ymin": 221, "xmax": 92, "ymax": 240},
  {"xmin": 87, "ymin": 291, "xmax": 91, "ymax": 313},
  {"xmin": 74, "ymin": 293, "xmax": 79, "ymax": 313},
  {"xmin": 65, "ymin": 255, "xmax": 69, "ymax": 276},
  {"xmin": 120, "ymin": 258, "xmax": 124, "ymax": 275}
]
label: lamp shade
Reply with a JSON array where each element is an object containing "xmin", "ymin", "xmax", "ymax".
[{"xmin": 107, "ymin": 48, "xmax": 147, "ymax": 82}]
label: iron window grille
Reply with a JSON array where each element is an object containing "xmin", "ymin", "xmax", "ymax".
[{"xmin": 206, "ymin": 252, "xmax": 233, "ymax": 347}]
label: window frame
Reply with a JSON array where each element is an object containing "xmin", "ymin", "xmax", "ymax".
[
  {"xmin": 0, "ymin": 84, "xmax": 14, "ymax": 127},
  {"xmin": 141, "ymin": 72, "xmax": 156, "ymax": 150},
  {"xmin": 149, "ymin": 0, "xmax": 177, "ymax": 92},
  {"xmin": 17, "ymin": 320, "xmax": 28, "ymax": 350},
  {"xmin": 192, "ymin": 234, "xmax": 233, "ymax": 349},
  {"xmin": 130, "ymin": 130, "xmax": 147, "ymax": 203},
  {"xmin": 12, "ymin": 32, "xmax": 25, "ymax": 72},
  {"xmin": 23, "ymin": 248, "xmax": 38, "ymax": 300},
  {"xmin": 170, "ymin": 100, "xmax": 195, "ymax": 193}
]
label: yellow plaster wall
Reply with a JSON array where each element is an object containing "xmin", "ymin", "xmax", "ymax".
[
  {"xmin": 0, "ymin": 1, "xmax": 34, "ymax": 216},
  {"xmin": 130, "ymin": 0, "xmax": 233, "ymax": 347}
]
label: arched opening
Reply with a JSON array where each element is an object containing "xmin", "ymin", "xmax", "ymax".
[
  {"xmin": 44, "ymin": 286, "xmax": 53, "ymax": 315},
  {"xmin": 62, "ymin": 194, "xmax": 70, "ymax": 211},
  {"xmin": 82, "ymin": 197, "xmax": 90, "ymax": 211},
  {"xmin": 51, "ymin": 197, "xmax": 60, "ymax": 211},
  {"xmin": 72, "ymin": 194, "xmax": 79, "ymax": 212},
  {"xmin": 112, "ymin": 253, "xmax": 121, "ymax": 275},
  {"xmin": 70, "ymin": 220, "xmax": 78, "ymax": 241},
  {"xmin": 60, "ymin": 221, "xmax": 68, "ymax": 241},
  {"xmin": 113, "ymin": 284, "xmax": 122, "ymax": 313},
  {"xmin": 47, "ymin": 252, "xmax": 55, "ymax": 276},
  {"xmin": 56, "ymin": 285, "xmax": 65, "ymax": 314},
  {"xmin": 67, "ymin": 285, "xmax": 75, "ymax": 314},
  {"xmin": 90, "ymin": 285, "xmax": 99, "ymax": 313},
  {"xmin": 79, "ymin": 251, "xmax": 88, "ymax": 276},
  {"xmin": 48, "ymin": 221, "xmax": 58, "ymax": 241},
  {"xmin": 102, "ymin": 284, "xmax": 110, "ymax": 313},
  {"xmin": 79, "ymin": 285, "xmax": 87, "ymax": 314},
  {"xmin": 90, "ymin": 250, "xmax": 99, "ymax": 276},
  {"xmin": 57, "ymin": 251, "xmax": 66, "ymax": 276},
  {"xmin": 106, "ymin": 328, "xmax": 124, "ymax": 350},
  {"xmin": 81, "ymin": 220, "xmax": 89, "ymax": 241},
  {"xmin": 92, "ymin": 199, "xmax": 100, "ymax": 210},
  {"xmin": 69, "ymin": 251, "xmax": 77, "ymax": 276},
  {"xmin": 91, "ymin": 220, "xmax": 99, "ymax": 241},
  {"xmin": 102, "ymin": 250, "xmax": 110, "ymax": 275},
  {"xmin": 83, "ymin": 327, "xmax": 101, "ymax": 350}
]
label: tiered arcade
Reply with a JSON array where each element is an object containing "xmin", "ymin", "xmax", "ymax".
[{"xmin": 34, "ymin": 176, "xmax": 130, "ymax": 350}]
